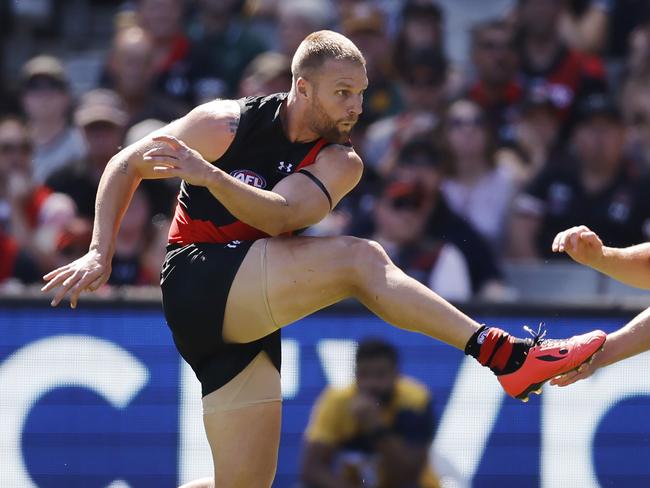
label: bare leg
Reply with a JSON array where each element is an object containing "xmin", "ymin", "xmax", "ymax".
[{"xmin": 224, "ymin": 236, "xmax": 479, "ymax": 348}]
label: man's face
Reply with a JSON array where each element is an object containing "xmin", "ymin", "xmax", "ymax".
[
  {"xmin": 0, "ymin": 120, "xmax": 32, "ymax": 173},
  {"xmin": 303, "ymin": 59, "xmax": 367, "ymax": 144},
  {"xmin": 111, "ymin": 40, "xmax": 155, "ymax": 97},
  {"xmin": 573, "ymin": 115, "xmax": 625, "ymax": 171},
  {"xmin": 22, "ymin": 77, "xmax": 70, "ymax": 122},
  {"xmin": 355, "ymin": 356, "xmax": 397, "ymax": 405},
  {"xmin": 82, "ymin": 121, "xmax": 125, "ymax": 169},
  {"xmin": 138, "ymin": 0, "xmax": 182, "ymax": 41},
  {"xmin": 472, "ymin": 27, "xmax": 517, "ymax": 85},
  {"xmin": 519, "ymin": 0, "xmax": 562, "ymax": 37}
]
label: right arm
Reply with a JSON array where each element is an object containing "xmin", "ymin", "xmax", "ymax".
[
  {"xmin": 552, "ymin": 225, "xmax": 650, "ymax": 289},
  {"xmin": 41, "ymin": 99, "xmax": 241, "ymax": 307}
]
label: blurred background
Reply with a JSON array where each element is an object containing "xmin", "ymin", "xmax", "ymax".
[{"xmin": 1, "ymin": 0, "xmax": 650, "ymax": 487}]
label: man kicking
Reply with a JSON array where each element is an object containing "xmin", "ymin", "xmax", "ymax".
[{"xmin": 42, "ymin": 31, "xmax": 605, "ymax": 488}]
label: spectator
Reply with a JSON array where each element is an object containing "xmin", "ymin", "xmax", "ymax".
[
  {"xmin": 105, "ymin": 26, "xmax": 187, "ymax": 125},
  {"xmin": 372, "ymin": 175, "xmax": 471, "ymax": 301},
  {"xmin": 301, "ymin": 338, "xmax": 440, "ymax": 488},
  {"xmin": 438, "ymin": 99, "xmax": 518, "ymax": 251},
  {"xmin": 238, "ymin": 51, "xmax": 292, "ymax": 97},
  {"xmin": 188, "ymin": 0, "xmax": 269, "ymax": 102},
  {"xmin": 467, "ymin": 19, "xmax": 523, "ymax": 147},
  {"xmin": 515, "ymin": 0, "xmax": 607, "ymax": 134},
  {"xmin": 394, "ymin": 0, "xmax": 445, "ymax": 69},
  {"xmin": 136, "ymin": 0, "xmax": 194, "ymax": 105},
  {"xmin": 0, "ymin": 116, "xmax": 45, "ymax": 283},
  {"xmin": 508, "ymin": 93, "xmax": 650, "ymax": 260},
  {"xmin": 46, "ymin": 89, "xmax": 129, "ymax": 218},
  {"xmin": 349, "ymin": 140, "xmax": 504, "ymax": 298},
  {"xmin": 341, "ymin": 2, "xmax": 404, "ymax": 129},
  {"xmin": 20, "ymin": 55, "xmax": 86, "ymax": 184},
  {"xmin": 363, "ymin": 48, "xmax": 446, "ymax": 176}
]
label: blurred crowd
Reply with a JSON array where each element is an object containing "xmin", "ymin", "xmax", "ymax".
[{"xmin": 2, "ymin": 0, "xmax": 650, "ymax": 301}]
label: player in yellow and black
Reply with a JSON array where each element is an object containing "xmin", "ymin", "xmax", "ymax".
[{"xmin": 301, "ymin": 339, "xmax": 440, "ymax": 488}]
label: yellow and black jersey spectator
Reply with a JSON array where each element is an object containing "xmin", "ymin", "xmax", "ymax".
[{"xmin": 301, "ymin": 339, "xmax": 439, "ymax": 488}]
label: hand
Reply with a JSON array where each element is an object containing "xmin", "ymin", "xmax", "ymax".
[
  {"xmin": 550, "ymin": 351, "xmax": 600, "ymax": 387},
  {"xmin": 143, "ymin": 135, "xmax": 215, "ymax": 187},
  {"xmin": 41, "ymin": 249, "xmax": 111, "ymax": 308},
  {"xmin": 350, "ymin": 393, "xmax": 385, "ymax": 432},
  {"xmin": 551, "ymin": 225, "xmax": 604, "ymax": 266}
]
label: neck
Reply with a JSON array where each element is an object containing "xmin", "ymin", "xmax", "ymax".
[
  {"xmin": 31, "ymin": 118, "xmax": 67, "ymax": 146},
  {"xmin": 580, "ymin": 162, "xmax": 618, "ymax": 193},
  {"xmin": 525, "ymin": 33, "xmax": 561, "ymax": 70},
  {"xmin": 283, "ymin": 90, "xmax": 320, "ymax": 143},
  {"xmin": 455, "ymin": 157, "xmax": 489, "ymax": 185}
]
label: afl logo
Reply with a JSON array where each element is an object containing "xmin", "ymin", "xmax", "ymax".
[{"xmin": 230, "ymin": 169, "xmax": 267, "ymax": 189}]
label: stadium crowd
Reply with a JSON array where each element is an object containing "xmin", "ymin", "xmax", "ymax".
[{"xmin": 1, "ymin": 0, "xmax": 650, "ymax": 301}]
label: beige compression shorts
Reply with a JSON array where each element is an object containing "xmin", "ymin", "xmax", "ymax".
[{"xmin": 201, "ymin": 350, "xmax": 281, "ymax": 414}]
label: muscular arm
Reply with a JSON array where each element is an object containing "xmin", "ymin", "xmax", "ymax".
[
  {"xmin": 42, "ymin": 99, "xmax": 241, "ymax": 306},
  {"xmin": 146, "ymin": 139, "xmax": 364, "ymax": 236}
]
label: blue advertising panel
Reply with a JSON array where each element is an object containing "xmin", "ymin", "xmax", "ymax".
[{"xmin": 1, "ymin": 301, "xmax": 649, "ymax": 487}]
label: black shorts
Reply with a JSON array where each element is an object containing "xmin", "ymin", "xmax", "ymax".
[{"xmin": 161, "ymin": 241, "xmax": 281, "ymax": 397}]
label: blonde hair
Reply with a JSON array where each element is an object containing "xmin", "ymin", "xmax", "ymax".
[{"xmin": 291, "ymin": 30, "xmax": 365, "ymax": 80}]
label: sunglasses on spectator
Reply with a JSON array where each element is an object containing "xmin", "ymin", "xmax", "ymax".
[
  {"xmin": 24, "ymin": 76, "xmax": 67, "ymax": 92},
  {"xmin": 0, "ymin": 141, "xmax": 32, "ymax": 155},
  {"xmin": 448, "ymin": 116, "xmax": 484, "ymax": 129}
]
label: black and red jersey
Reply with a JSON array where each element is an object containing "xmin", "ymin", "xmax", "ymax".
[{"xmin": 168, "ymin": 92, "xmax": 331, "ymax": 245}]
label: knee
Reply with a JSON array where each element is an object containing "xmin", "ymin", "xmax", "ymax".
[{"xmin": 339, "ymin": 237, "xmax": 392, "ymax": 285}]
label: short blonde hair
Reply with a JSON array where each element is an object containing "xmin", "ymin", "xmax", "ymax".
[{"xmin": 291, "ymin": 30, "xmax": 365, "ymax": 80}]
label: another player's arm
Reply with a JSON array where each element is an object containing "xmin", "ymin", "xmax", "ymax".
[
  {"xmin": 552, "ymin": 225, "xmax": 650, "ymax": 289},
  {"xmin": 41, "ymin": 100, "xmax": 241, "ymax": 307},
  {"xmin": 147, "ymin": 141, "xmax": 364, "ymax": 235}
]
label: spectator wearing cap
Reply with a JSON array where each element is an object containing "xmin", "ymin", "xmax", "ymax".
[
  {"xmin": 363, "ymin": 49, "xmax": 446, "ymax": 176},
  {"xmin": 20, "ymin": 55, "xmax": 86, "ymax": 184},
  {"xmin": 515, "ymin": 0, "xmax": 608, "ymax": 136},
  {"xmin": 509, "ymin": 93, "xmax": 650, "ymax": 260},
  {"xmin": 45, "ymin": 89, "xmax": 130, "ymax": 219},
  {"xmin": 105, "ymin": 26, "xmax": 188, "ymax": 126},
  {"xmin": 276, "ymin": 0, "xmax": 334, "ymax": 58},
  {"xmin": 341, "ymin": 1, "xmax": 404, "ymax": 129},
  {"xmin": 467, "ymin": 19, "xmax": 523, "ymax": 147},
  {"xmin": 187, "ymin": 0, "xmax": 269, "ymax": 101},
  {"xmin": 238, "ymin": 51, "xmax": 292, "ymax": 97}
]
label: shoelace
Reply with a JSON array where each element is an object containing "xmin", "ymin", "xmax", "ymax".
[{"xmin": 522, "ymin": 323, "xmax": 563, "ymax": 347}]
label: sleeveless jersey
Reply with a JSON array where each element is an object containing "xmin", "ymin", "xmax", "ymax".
[{"xmin": 168, "ymin": 92, "xmax": 330, "ymax": 245}]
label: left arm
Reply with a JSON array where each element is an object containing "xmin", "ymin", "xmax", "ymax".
[{"xmin": 145, "ymin": 138, "xmax": 363, "ymax": 236}]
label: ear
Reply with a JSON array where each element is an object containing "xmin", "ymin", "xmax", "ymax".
[{"xmin": 296, "ymin": 77, "xmax": 311, "ymax": 99}]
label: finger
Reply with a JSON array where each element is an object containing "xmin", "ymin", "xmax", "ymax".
[
  {"xmin": 143, "ymin": 146, "xmax": 179, "ymax": 159},
  {"xmin": 43, "ymin": 264, "xmax": 71, "ymax": 281},
  {"xmin": 69, "ymin": 272, "xmax": 101, "ymax": 308},
  {"xmin": 552, "ymin": 231, "xmax": 566, "ymax": 252},
  {"xmin": 50, "ymin": 272, "xmax": 81, "ymax": 306},
  {"xmin": 580, "ymin": 231, "xmax": 600, "ymax": 246},
  {"xmin": 87, "ymin": 273, "xmax": 108, "ymax": 291},
  {"xmin": 41, "ymin": 268, "xmax": 75, "ymax": 292},
  {"xmin": 550, "ymin": 370, "xmax": 576, "ymax": 386},
  {"xmin": 152, "ymin": 166, "xmax": 182, "ymax": 177},
  {"xmin": 153, "ymin": 135, "xmax": 185, "ymax": 150}
]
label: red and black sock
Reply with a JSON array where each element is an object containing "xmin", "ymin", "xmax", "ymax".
[{"xmin": 464, "ymin": 325, "xmax": 532, "ymax": 375}]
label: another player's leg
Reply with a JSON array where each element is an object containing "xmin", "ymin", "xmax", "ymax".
[{"xmin": 223, "ymin": 236, "xmax": 605, "ymax": 401}]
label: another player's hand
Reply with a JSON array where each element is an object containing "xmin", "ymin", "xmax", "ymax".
[
  {"xmin": 550, "ymin": 357, "xmax": 598, "ymax": 387},
  {"xmin": 143, "ymin": 135, "xmax": 215, "ymax": 187},
  {"xmin": 551, "ymin": 225, "xmax": 604, "ymax": 266},
  {"xmin": 41, "ymin": 249, "xmax": 111, "ymax": 308}
]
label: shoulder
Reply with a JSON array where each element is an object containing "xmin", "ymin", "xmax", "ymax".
[
  {"xmin": 318, "ymin": 383, "xmax": 356, "ymax": 406},
  {"xmin": 185, "ymin": 98, "xmax": 242, "ymax": 131},
  {"xmin": 394, "ymin": 376, "xmax": 432, "ymax": 412}
]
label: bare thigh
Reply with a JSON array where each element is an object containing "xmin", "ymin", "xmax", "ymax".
[{"xmin": 223, "ymin": 236, "xmax": 356, "ymax": 343}]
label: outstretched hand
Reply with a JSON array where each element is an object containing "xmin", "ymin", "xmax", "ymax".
[
  {"xmin": 550, "ymin": 354, "xmax": 599, "ymax": 387},
  {"xmin": 551, "ymin": 225, "xmax": 604, "ymax": 266},
  {"xmin": 41, "ymin": 249, "xmax": 111, "ymax": 308},
  {"xmin": 143, "ymin": 135, "xmax": 215, "ymax": 187}
]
